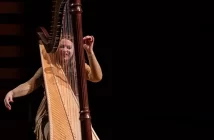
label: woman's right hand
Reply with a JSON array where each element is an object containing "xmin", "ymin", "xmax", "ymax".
[{"xmin": 4, "ymin": 91, "xmax": 14, "ymax": 110}]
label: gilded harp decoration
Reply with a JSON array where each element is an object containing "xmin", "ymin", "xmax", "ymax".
[{"xmin": 37, "ymin": 0, "xmax": 99, "ymax": 140}]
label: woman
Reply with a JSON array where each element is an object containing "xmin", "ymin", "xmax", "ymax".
[{"xmin": 4, "ymin": 35, "xmax": 102, "ymax": 140}]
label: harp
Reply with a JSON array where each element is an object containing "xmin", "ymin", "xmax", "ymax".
[{"xmin": 36, "ymin": 0, "xmax": 99, "ymax": 140}]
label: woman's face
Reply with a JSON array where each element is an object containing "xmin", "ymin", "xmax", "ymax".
[{"xmin": 58, "ymin": 38, "xmax": 74, "ymax": 61}]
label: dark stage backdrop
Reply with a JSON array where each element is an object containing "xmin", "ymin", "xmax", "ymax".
[
  {"xmin": 0, "ymin": 0, "xmax": 111, "ymax": 140},
  {"xmin": 134, "ymin": 13, "xmax": 214, "ymax": 139}
]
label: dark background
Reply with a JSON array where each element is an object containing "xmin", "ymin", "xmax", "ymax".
[
  {"xmin": 141, "ymin": 8, "xmax": 214, "ymax": 139},
  {"xmin": 114, "ymin": 5, "xmax": 214, "ymax": 139},
  {"xmin": 0, "ymin": 0, "xmax": 111, "ymax": 140}
]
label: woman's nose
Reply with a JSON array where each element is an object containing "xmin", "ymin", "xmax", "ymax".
[{"xmin": 63, "ymin": 47, "xmax": 68, "ymax": 51}]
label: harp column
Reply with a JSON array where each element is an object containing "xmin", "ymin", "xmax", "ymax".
[{"xmin": 70, "ymin": 1, "xmax": 93, "ymax": 140}]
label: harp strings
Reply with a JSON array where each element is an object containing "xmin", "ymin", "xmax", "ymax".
[{"xmin": 49, "ymin": 1, "xmax": 81, "ymax": 139}]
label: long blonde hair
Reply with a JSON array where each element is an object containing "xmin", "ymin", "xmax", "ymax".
[{"xmin": 54, "ymin": 35, "xmax": 79, "ymax": 96}]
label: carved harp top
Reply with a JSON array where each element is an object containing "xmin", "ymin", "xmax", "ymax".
[
  {"xmin": 37, "ymin": 0, "xmax": 68, "ymax": 53},
  {"xmin": 37, "ymin": 0, "xmax": 99, "ymax": 140}
]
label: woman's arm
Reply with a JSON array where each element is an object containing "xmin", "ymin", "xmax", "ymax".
[
  {"xmin": 83, "ymin": 35, "xmax": 102, "ymax": 82},
  {"xmin": 85, "ymin": 53, "xmax": 102, "ymax": 82},
  {"xmin": 12, "ymin": 67, "xmax": 43, "ymax": 98},
  {"xmin": 4, "ymin": 67, "xmax": 43, "ymax": 110}
]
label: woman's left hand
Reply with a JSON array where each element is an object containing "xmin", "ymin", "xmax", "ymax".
[{"xmin": 83, "ymin": 35, "xmax": 94, "ymax": 54}]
